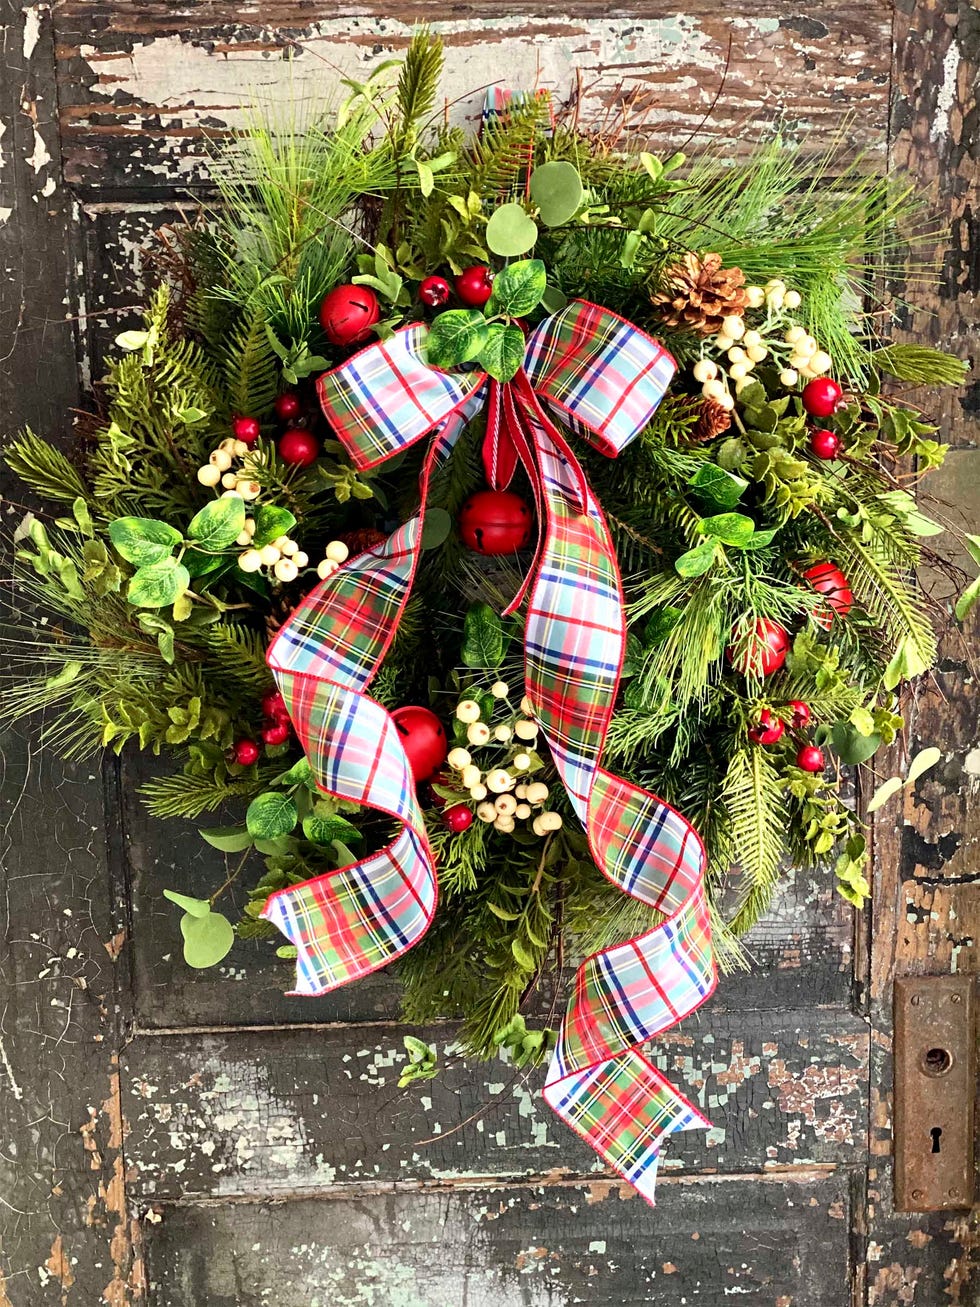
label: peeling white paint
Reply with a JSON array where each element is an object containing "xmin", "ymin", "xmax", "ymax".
[
  {"xmin": 931, "ymin": 41, "xmax": 961, "ymax": 142},
  {"xmin": 22, "ymin": 3, "xmax": 45, "ymax": 60}
]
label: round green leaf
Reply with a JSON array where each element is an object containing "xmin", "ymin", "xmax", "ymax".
[
  {"xmin": 246, "ymin": 791, "xmax": 299, "ymax": 839},
  {"xmin": 181, "ymin": 910, "xmax": 235, "ymax": 968},
  {"xmin": 425, "ymin": 310, "xmax": 489, "ymax": 370},
  {"xmin": 488, "ymin": 259, "xmax": 547, "ymax": 317},
  {"xmin": 127, "ymin": 557, "xmax": 190, "ymax": 609},
  {"xmin": 830, "ymin": 721, "xmax": 882, "ymax": 765},
  {"xmin": 529, "ymin": 161, "xmax": 584, "ymax": 226},
  {"xmin": 109, "ymin": 516, "xmax": 181, "ymax": 566},
  {"xmin": 485, "ymin": 203, "xmax": 539, "ymax": 257},
  {"xmin": 479, "ymin": 322, "xmax": 526, "ymax": 382},
  {"xmin": 420, "ymin": 507, "xmax": 452, "ymax": 550},
  {"xmin": 198, "ymin": 825, "xmax": 254, "ymax": 853},
  {"xmin": 187, "ymin": 497, "xmax": 246, "ymax": 551}
]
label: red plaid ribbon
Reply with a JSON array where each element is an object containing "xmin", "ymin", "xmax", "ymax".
[{"xmin": 263, "ymin": 301, "xmax": 716, "ymax": 1204}]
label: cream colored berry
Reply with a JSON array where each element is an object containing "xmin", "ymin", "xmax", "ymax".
[
  {"xmin": 702, "ymin": 378, "xmax": 726, "ymax": 402},
  {"xmin": 278, "ymin": 537, "xmax": 298, "ymax": 555},
  {"xmin": 494, "ymin": 794, "xmax": 517, "ymax": 816},
  {"xmin": 218, "ymin": 438, "xmax": 238, "ymax": 454},
  {"xmin": 789, "ymin": 353, "xmax": 811, "ymax": 372},
  {"xmin": 455, "ymin": 699, "xmax": 481, "ymax": 723},
  {"xmin": 531, "ymin": 816, "xmax": 547, "ymax": 836},
  {"xmin": 718, "ymin": 392, "xmax": 736, "ymax": 410},
  {"xmin": 783, "ymin": 289, "xmax": 802, "ymax": 309},
  {"xmin": 728, "ymin": 363, "xmax": 748, "ymax": 382},
  {"xmin": 447, "ymin": 747, "xmax": 471, "ymax": 770},
  {"xmin": 486, "ymin": 769, "xmax": 514, "ymax": 794},
  {"xmin": 236, "ymin": 480, "xmax": 261, "ymax": 500},
  {"xmin": 727, "ymin": 346, "xmax": 747, "ymax": 365},
  {"xmin": 766, "ymin": 289, "xmax": 785, "ymax": 310},
  {"xmin": 784, "ymin": 325, "xmax": 806, "ymax": 345},
  {"xmin": 520, "ymin": 696, "xmax": 534, "ymax": 716},
  {"xmin": 744, "ymin": 286, "xmax": 765, "ymax": 308},
  {"xmin": 692, "ymin": 359, "xmax": 717, "ymax": 384},
  {"xmin": 243, "ymin": 517, "xmax": 256, "ymax": 537},
  {"xmin": 490, "ymin": 681, "xmax": 510, "ymax": 698},
  {"xmin": 742, "ymin": 330, "xmax": 762, "ymax": 349},
  {"xmin": 515, "ymin": 803, "xmax": 531, "ymax": 820},
  {"xmin": 514, "ymin": 720, "xmax": 538, "ymax": 740},
  {"xmin": 494, "ymin": 816, "xmax": 516, "ymax": 833},
  {"xmin": 236, "ymin": 529, "xmax": 253, "ymax": 546},
  {"xmin": 325, "ymin": 540, "xmax": 349, "ymax": 564},
  {"xmin": 493, "ymin": 724, "xmax": 513, "ymax": 743},
  {"xmin": 765, "ymin": 278, "xmax": 786, "ymax": 291},
  {"xmin": 512, "ymin": 752, "xmax": 531, "ymax": 771},
  {"xmin": 477, "ymin": 802, "xmax": 497, "ymax": 823},
  {"xmin": 221, "ymin": 471, "xmax": 239, "ymax": 489},
  {"xmin": 197, "ymin": 464, "xmax": 221, "ymax": 487},
  {"xmin": 809, "ymin": 350, "xmax": 832, "ymax": 375},
  {"xmin": 258, "ymin": 544, "xmax": 282, "ymax": 567},
  {"xmin": 470, "ymin": 783, "xmax": 487, "ymax": 801},
  {"xmin": 293, "ymin": 551, "xmax": 309, "ymax": 569},
  {"xmin": 317, "ymin": 558, "xmax": 339, "ymax": 580},
  {"xmin": 221, "ymin": 488, "xmax": 244, "ymax": 499},
  {"xmin": 746, "ymin": 344, "xmax": 768, "ymax": 363},
  {"xmin": 721, "ymin": 315, "xmax": 745, "ymax": 339},
  {"xmin": 799, "ymin": 335, "xmax": 818, "ymax": 357},
  {"xmin": 779, "ymin": 368, "xmax": 799, "ymax": 387},
  {"xmin": 539, "ymin": 811, "xmax": 563, "ymax": 832},
  {"xmin": 209, "ymin": 449, "xmax": 233, "ymax": 472},
  {"xmin": 238, "ymin": 549, "xmax": 263, "ymax": 573},
  {"xmin": 274, "ymin": 558, "xmax": 298, "ymax": 583},
  {"xmin": 713, "ymin": 334, "xmax": 735, "ymax": 354},
  {"xmin": 466, "ymin": 722, "xmax": 491, "ymax": 746},
  {"xmin": 525, "ymin": 781, "xmax": 549, "ymax": 805},
  {"xmin": 461, "ymin": 764, "xmax": 482, "ymax": 789},
  {"xmin": 233, "ymin": 439, "xmax": 250, "ymax": 457},
  {"xmin": 515, "ymin": 784, "xmax": 528, "ymax": 799}
]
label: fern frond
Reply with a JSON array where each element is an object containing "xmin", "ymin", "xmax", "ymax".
[
  {"xmin": 139, "ymin": 769, "xmax": 268, "ymax": 819},
  {"xmin": 835, "ymin": 532, "xmax": 937, "ymax": 668},
  {"xmin": 3, "ymin": 429, "xmax": 89, "ymax": 503},
  {"xmin": 219, "ymin": 310, "xmax": 280, "ymax": 418},
  {"xmin": 718, "ymin": 745, "xmax": 788, "ymax": 935},
  {"xmin": 395, "ymin": 31, "xmax": 443, "ymax": 148},
  {"xmin": 205, "ymin": 623, "xmax": 276, "ymax": 696}
]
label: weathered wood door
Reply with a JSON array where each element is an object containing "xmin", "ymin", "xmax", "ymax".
[{"xmin": 1, "ymin": 5, "xmax": 976, "ymax": 1304}]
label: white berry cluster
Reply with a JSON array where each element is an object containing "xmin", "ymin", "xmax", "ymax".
[
  {"xmin": 195, "ymin": 439, "xmax": 263, "ymax": 501},
  {"xmin": 448, "ymin": 684, "xmax": 563, "ymax": 837},
  {"xmin": 316, "ymin": 539, "xmax": 350, "ymax": 581},
  {"xmin": 693, "ymin": 280, "xmax": 831, "ymax": 403},
  {"xmin": 238, "ymin": 533, "xmax": 309, "ymax": 583}
]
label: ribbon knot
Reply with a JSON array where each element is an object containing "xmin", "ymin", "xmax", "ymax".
[{"xmin": 263, "ymin": 299, "xmax": 716, "ymax": 1205}]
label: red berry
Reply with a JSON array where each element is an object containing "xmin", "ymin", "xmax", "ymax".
[
  {"xmin": 261, "ymin": 690, "xmax": 289, "ymax": 722},
  {"xmin": 233, "ymin": 738, "xmax": 261, "ymax": 766},
  {"xmin": 319, "ymin": 284, "xmax": 380, "ymax": 347},
  {"xmin": 418, "ymin": 275, "xmax": 452, "ymax": 308},
  {"xmin": 803, "ymin": 561, "xmax": 853, "ymax": 629},
  {"xmin": 796, "ymin": 744, "xmax": 826, "ymax": 773},
  {"xmin": 390, "ymin": 705, "xmax": 448, "ymax": 783},
  {"xmin": 443, "ymin": 803, "xmax": 474, "ymax": 833},
  {"xmin": 809, "ymin": 428, "xmax": 841, "ymax": 460},
  {"xmin": 278, "ymin": 429, "xmax": 320, "ymax": 467},
  {"xmin": 801, "ymin": 378, "xmax": 844, "ymax": 418},
  {"xmin": 458, "ymin": 490, "xmax": 534, "ymax": 555},
  {"xmin": 455, "ymin": 265, "xmax": 494, "ymax": 308},
  {"xmin": 727, "ymin": 618, "xmax": 791, "ymax": 677},
  {"xmin": 232, "ymin": 415, "xmax": 261, "ymax": 447},
  {"xmin": 748, "ymin": 709, "xmax": 785, "ymax": 746},
  {"xmin": 274, "ymin": 392, "xmax": 303, "ymax": 422},
  {"xmin": 262, "ymin": 721, "xmax": 291, "ymax": 746},
  {"xmin": 787, "ymin": 699, "xmax": 811, "ymax": 730}
]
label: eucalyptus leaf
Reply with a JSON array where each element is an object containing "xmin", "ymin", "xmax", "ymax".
[
  {"xmin": 115, "ymin": 329, "xmax": 149, "ymax": 351},
  {"xmin": 529, "ymin": 161, "xmax": 584, "ymax": 226},
  {"xmin": 246, "ymin": 792, "xmax": 299, "ymax": 839},
  {"xmin": 199, "ymin": 825, "xmax": 254, "ymax": 853},
  {"xmin": 181, "ymin": 910, "xmax": 235, "ymax": 969},
  {"xmin": 420, "ymin": 507, "xmax": 452, "ymax": 549},
  {"xmin": 540, "ymin": 285, "xmax": 568, "ymax": 314},
  {"xmin": 187, "ymin": 496, "xmax": 246, "ymax": 551},
  {"xmin": 906, "ymin": 746, "xmax": 941, "ymax": 785},
  {"xmin": 830, "ymin": 721, "xmax": 882, "ymax": 765},
  {"xmin": 127, "ymin": 557, "xmax": 190, "ymax": 609},
  {"xmin": 109, "ymin": 516, "xmax": 181, "ymax": 566},
  {"xmin": 487, "ymin": 259, "xmax": 547, "ymax": 317},
  {"xmin": 867, "ymin": 776, "xmax": 904, "ymax": 813},
  {"xmin": 425, "ymin": 310, "xmax": 489, "ymax": 370},
  {"xmin": 163, "ymin": 889, "xmax": 211, "ymax": 918},
  {"xmin": 485, "ymin": 202, "xmax": 539, "ymax": 257}
]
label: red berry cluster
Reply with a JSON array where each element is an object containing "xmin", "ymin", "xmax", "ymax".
[
  {"xmin": 230, "ymin": 690, "xmax": 293, "ymax": 766},
  {"xmin": 802, "ymin": 378, "xmax": 845, "ymax": 461},
  {"xmin": 747, "ymin": 698, "xmax": 824, "ymax": 772},
  {"xmin": 418, "ymin": 266, "xmax": 494, "ymax": 311}
]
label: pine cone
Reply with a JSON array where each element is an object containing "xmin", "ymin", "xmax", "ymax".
[
  {"xmin": 341, "ymin": 527, "xmax": 388, "ymax": 557},
  {"xmin": 651, "ymin": 253, "xmax": 749, "ymax": 336},
  {"xmin": 690, "ymin": 397, "xmax": 732, "ymax": 443},
  {"xmin": 265, "ymin": 593, "xmax": 299, "ymax": 643}
]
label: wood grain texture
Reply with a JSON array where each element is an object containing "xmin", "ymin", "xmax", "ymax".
[
  {"xmin": 51, "ymin": 4, "xmax": 892, "ymax": 192},
  {"xmin": 140, "ymin": 1171, "xmax": 856, "ymax": 1307}
]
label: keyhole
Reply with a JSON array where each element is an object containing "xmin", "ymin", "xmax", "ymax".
[{"xmin": 930, "ymin": 1126, "xmax": 943, "ymax": 1154}]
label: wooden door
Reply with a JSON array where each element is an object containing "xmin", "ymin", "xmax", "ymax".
[{"xmin": 0, "ymin": 4, "xmax": 976, "ymax": 1303}]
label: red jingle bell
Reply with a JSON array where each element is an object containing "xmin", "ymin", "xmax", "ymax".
[
  {"xmin": 418, "ymin": 275, "xmax": 452, "ymax": 308},
  {"xmin": 455, "ymin": 265, "xmax": 494, "ymax": 308},
  {"xmin": 278, "ymin": 429, "xmax": 320, "ymax": 467},
  {"xmin": 274, "ymin": 391, "xmax": 303, "ymax": 423},
  {"xmin": 801, "ymin": 378, "xmax": 844, "ymax": 419},
  {"xmin": 787, "ymin": 699, "xmax": 811, "ymax": 730},
  {"xmin": 458, "ymin": 490, "xmax": 534, "ymax": 555},
  {"xmin": 391, "ymin": 705, "xmax": 448, "ymax": 783},
  {"xmin": 319, "ymin": 284, "xmax": 381, "ymax": 348},
  {"xmin": 809, "ymin": 428, "xmax": 841, "ymax": 460},
  {"xmin": 748, "ymin": 709, "xmax": 785, "ymax": 746},
  {"xmin": 443, "ymin": 803, "xmax": 474, "ymax": 833},
  {"xmin": 803, "ymin": 561, "xmax": 853, "ymax": 629},
  {"xmin": 796, "ymin": 744, "xmax": 826, "ymax": 773},
  {"xmin": 232, "ymin": 415, "xmax": 261, "ymax": 447},
  {"xmin": 727, "ymin": 618, "xmax": 791, "ymax": 678}
]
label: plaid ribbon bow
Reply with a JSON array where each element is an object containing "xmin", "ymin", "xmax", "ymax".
[{"xmin": 262, "ymin": 300, "xmax": 716, "ymax": 1204}]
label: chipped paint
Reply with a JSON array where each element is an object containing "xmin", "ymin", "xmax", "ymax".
[{"xmin": 930, "ymin": 41, "xmax": 962, "ymax": 142}]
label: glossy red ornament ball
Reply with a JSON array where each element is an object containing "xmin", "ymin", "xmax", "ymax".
[
  {"xmin": 801, "ymin": 378, "xmax": 844, "ymax": 418},
  {"xmin": 391, "ymin": 705, "xmax": 448, "ymax": 783},
  {"xmin": 319, "ymin": 284, "xmax": 380, "ymax": 347},
  {"xmin": 458, "ymin": 490, "xmax": 534, "ymax": 555},
  {"xmin": 787, "ymin": 699, "xmax": 811, "ymax": 730},
  {"xmin": 796, "ymin": 744, "xmax": 826, "ymax": 773},
  {"xmin": 261, "ymin": 690, "xmax": 289, "ymax": 722},
  {"xmin": 278, "ymin": 429, "xmax": 320, "ymax": 467},
  {"xmin": 232, "ymin": 415, "xmax": 261, "ymax": 447},
  {"xmin": 803, "ymin": 561, "xmax": 853, "ymax": 629},
  {"xmin": 274, "ymin": 391, "xmax": 303, "ymax": 423},
  {"xmin": 748, "ymin": 709, "xmax": 785, "ymax": 746},
  {"xmin": 419, "ymin": 275, "xmax": 452, "ymax": 308},
  {"xmin": 809, "ymin": 428, "xmax": 841, "ymax": 460},
  {"xmin": 443, "ymin": 803, "xmax": 474, "ymax": 833},
  {"xmin": 727, "ymin": 618, "xmax": 791, "ymax": 678},
  {"xmin": 262, "ymin": 721, "xmax": 291, "ymax": 746},
  {"xmin": 455, "ymin": 265, "xmax": 494, "ymax": 308},
  {"xmin": 233, "ymin": 738, "xmax": 261, "ymax": 766}
]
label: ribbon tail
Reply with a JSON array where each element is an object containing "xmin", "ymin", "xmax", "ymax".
[
  {"xmin": 521, "ymin": 397, "xmax": 716, "ymax": 1205},
  {"xmin": 483, "ymin": 379, "xmax": 520, "ymax": 491}
]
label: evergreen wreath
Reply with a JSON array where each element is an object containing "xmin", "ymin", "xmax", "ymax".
[{"xmin": 3, "ymin": 35, "xmax": 975, "ymax": 1125}]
